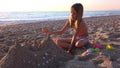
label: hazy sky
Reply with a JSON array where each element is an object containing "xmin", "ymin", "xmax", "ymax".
[{"xmin": 0, "ymin": 0, "xmax": 120, "ymax": 12}]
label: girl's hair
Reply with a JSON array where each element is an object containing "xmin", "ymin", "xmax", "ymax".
[{"xmin": 70, "ymin": 3, "xmax": 83, "ymax": 28}]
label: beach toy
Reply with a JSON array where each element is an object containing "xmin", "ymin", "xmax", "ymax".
[
  {"xmin": 86, "ymin": 48, "xmax": 95, "ymax": 53},
  {"xmin": 86, "ymin": 49, "xmax": 92, "ymax": 53},
  {"xmin": 93, "ymin": 44, "xmax": 103, "ymax": 49},
  {"xmin": 94, "ymin": 48, "xmax": 100, "ymax": 52},
  {"xmin": 106, "ymin": 44, "xmax": 115, "ymax": 50}
]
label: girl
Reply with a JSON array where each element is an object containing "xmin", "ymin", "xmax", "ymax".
[{"xmin": 42, "ymin": 3, "xmax": 88, "ymax": 53}]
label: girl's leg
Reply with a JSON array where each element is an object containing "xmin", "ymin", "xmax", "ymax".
[
  {"xmin": 75, "ymin": 40, "xmax": 88, "ymax": 48},
  {"xmin": 52, "ymin": 38, "xmax": 72, "ymax": 49}
]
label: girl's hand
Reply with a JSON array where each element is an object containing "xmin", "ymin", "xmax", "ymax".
[
  {"xmin": 67, "ymin": 50, "xmax": 72, "ymax": 54},
  {"xmin": 42, "ymin": 28, "xmax": 50, "ymax": 34}
]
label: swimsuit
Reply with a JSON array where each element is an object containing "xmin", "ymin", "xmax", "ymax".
[{"xmin": 76, "ymin": 36, "xmax": 89, "ymax": 42}]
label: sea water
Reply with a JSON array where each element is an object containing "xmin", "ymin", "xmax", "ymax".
[{"xmin": 0, "ymin": 11, "xmax": 120, "ymax": 24}]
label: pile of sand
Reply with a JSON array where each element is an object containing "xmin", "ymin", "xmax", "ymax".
[
  {"xmin": 0, "ymin": 36, "xmax": 73, "ymax": 68},
  {"xmin": 0, "ymin": 44, "xmax": 9, "ymax": 60}
]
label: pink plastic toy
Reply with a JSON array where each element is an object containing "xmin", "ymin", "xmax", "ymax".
[
  {"xmin": 86, "ymin": 49, "xmax": 92, "ymax": 53},
  {"xmin": 93, "ymin": 44, "xmax": 103, "ymax": 49},
  {"xmin": 86, "ymin": 48, "xmax": 95, "ymax": 53}
]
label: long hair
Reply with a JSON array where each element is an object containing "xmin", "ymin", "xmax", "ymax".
[{"xmin": 70, "ymin": 3, "xmax": 83, "ymax": 28}]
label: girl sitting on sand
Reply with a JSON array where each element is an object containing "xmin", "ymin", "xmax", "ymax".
[{"xmin": 42, "ymin": 3, "xmax": 89, "ymax": 53}]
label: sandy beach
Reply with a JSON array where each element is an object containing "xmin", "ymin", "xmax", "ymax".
[{"xmin": 0, "ymin": 15, "xmax": 120, "ymax": 68}]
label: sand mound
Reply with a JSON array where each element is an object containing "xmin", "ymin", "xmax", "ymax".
[
  {"xmin": 0, "ymin": 36, "xmax": 73, "ymax": 68},
  {"xmin": 0, "ymin": 44, "xmax": 9, "ymax": 60}
]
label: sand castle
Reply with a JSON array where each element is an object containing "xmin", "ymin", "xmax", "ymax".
[{"xmin": 0, "ymin": 35, "xmax": 73, "ymax": 68}]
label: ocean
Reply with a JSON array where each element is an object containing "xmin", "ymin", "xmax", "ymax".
[{"xmin": 0, "ymin": 11, "xmax": 120, "ymax": 24}]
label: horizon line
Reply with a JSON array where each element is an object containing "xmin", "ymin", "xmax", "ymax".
[{"xmin": 0, "ymin": 10, "xmax": 120, "ymax": 12}]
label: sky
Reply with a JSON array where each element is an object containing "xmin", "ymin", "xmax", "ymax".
[{"xmin": 0, "ymin": 0, "xmax": 120, "ymax": 12}]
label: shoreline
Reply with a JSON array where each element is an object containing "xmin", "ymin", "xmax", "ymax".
[{"xmin": 0, "ymin": 15, "xmax": 120, "ymax": 26}]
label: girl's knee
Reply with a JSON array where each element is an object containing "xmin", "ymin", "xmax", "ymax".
[{"xmin": 75, "ymin": 41, "xmax": 85, "ymax": 48}]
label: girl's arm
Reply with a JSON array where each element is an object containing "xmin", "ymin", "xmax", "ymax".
[
  {"xmin": 49, "ymin": 20, "xmax": 69, "ymax": 35},
  {"xmin": 67, "ymin": 33, "xmax": 77, "ymax": 53},
  {"xmin": 67, "ymin": 27, "xmax": 79, "ymax": 53}
]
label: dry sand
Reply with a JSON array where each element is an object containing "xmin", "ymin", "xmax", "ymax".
[{"xmin": 0, "ymin": 15, "xmax": 120, "ymax": 68}]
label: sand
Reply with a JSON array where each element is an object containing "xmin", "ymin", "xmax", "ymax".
[
  {"xmin": 0, "ymin": 35, "xmax": 73, "ymax": 68},
  {"xmin": 0, "ymin": 15, "xmax": 120, "ymax": 68}
]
